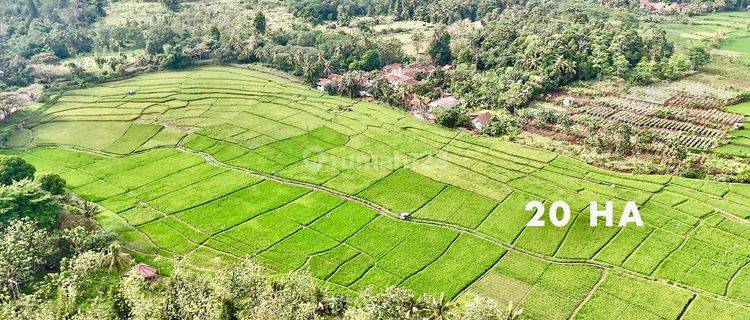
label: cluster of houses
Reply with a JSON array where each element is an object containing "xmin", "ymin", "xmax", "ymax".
[
  {"xmin": 637, "ymin": 0, "xmax": 691, "ymax": 13},
  {"xmin": 317, "ymin": 63, "xmax": 493, "ymax": 131}
]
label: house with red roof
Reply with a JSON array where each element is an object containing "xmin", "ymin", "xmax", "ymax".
[{"xmin": 469, "ymin": 112, "xmax": 493, "ymax": 131}]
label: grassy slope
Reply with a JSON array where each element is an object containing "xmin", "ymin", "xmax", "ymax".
[{"xmin": 6, "ymin": 65, "xmax": 750, "ymax": 319}]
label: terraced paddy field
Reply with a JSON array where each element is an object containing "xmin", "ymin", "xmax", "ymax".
[
  {"xmin": 660, "ymin": 11, "xmax": 750, "ymax": 59},
  {"xmin": 7, "ymin": 65, "xmax": 750, "ymax": 318}
]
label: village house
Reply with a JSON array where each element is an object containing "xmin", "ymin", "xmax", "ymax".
[
  {"xmin": 469, "ymin": 112, "xmax": 493, "ymax": 131},
  {"xmin": 316, "ymin": 73, "xmax": 342, "ymax": 91},
  {"xmin": 638, "ymin": 0, "xmax": 686, "ymax": 13},
  {"xmin": 130, "ymin": 263, "xmax": 159, "ymax": 281},
  {"xmin": 382, "ymin": 63, "xmax": 437, "ymax": 85}
]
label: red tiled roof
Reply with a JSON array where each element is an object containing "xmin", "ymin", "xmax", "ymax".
[
  {"xmin": 470, "ymin": 112, "xmax": 493, "ymax": 125},
  {"xmin": 135, "ymin": 263, "xmax": 158, "ymax": 279},
  {"xmin": 385, "ymin": 74, "xmax": 416, "ymax": 85}
]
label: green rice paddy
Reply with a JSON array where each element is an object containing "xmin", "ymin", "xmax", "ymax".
[
  {"xmin": 660, "ymin": 11, "xmax": 750, "ymax": 57},
  {"xmin": 7, "ymin": 65, "xmax": 750, "ymax": 319}
]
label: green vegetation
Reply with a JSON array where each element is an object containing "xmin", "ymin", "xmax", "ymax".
[
  {"xmin": 1, "ymin": 65, "xmax": 749, "ymax": 318},
  {"xmin": 2, "ymin": 0, "xmax": 750, "ymax": 317}
]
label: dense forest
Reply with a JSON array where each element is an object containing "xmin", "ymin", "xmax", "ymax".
[
  {"xmin": 287, "ymin": 0, "xmax": 750, "ymax": 24},
  {"xmin": 2, "ymin": 0, "xmax": 708, "ymax": 97},
  {"xmin": 444, "ymin": 2, "xmax": 711, "ymax": 112},
  {"xmin": 0, "ymin": 0, "xmax": 106, "ymax": 88}
]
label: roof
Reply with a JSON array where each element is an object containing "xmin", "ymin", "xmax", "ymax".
[
  {"xmin": 428, "ymin": 96, "xmax": 459, "ymax": 108},
  {"xmin": 470, "ymin": 112, "xmax": 493, "ymax": 125},
  {"xmin": 134, "ymin": 263, "xmax": 158, "ymax": 279},
  {"xmin": 386, "ymin": 74, "xmax": 416, "ymax": 85}
]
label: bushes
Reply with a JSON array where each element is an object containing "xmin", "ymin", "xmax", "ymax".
[
  {"xmin": 0, "ymin": 156, "xmax": 35, "ymax": 186},
  {"xmin": 436, "ymin": 106, "xmax": 469, "ymax": 128},
  {"xmin": 37, "ymin": 173, "xmax": 65, "ymax": 195},
  {"xmin": 0, "ymin": 218, "xmax": 56, "ymax": 301},
  {"xmin": 0, "ymin": 179, "xmax": 62, "ymax": 229},
  {"xmin": 483, "ymin": 113, "xmax": 521, "ymax": 137}
]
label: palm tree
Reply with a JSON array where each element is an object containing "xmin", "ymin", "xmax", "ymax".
[
  {"xmin": 80, "ymin": 201, "xmax": 101, "ymax": 218},
  {"xmin": 404, "ymin": 294, "xmax": 427, "ymax": 318},
  {"xmin": 425, "ymin": 293, "xmax": 454, "ymax": 320},
  {"xmin": 393, "ymin": 84, "xmax": 410, "ymax": 109},
  {"xmin": 102, "ymin": 243, "xmax": 135, "ymax": 273},
  {"xmin": 339, "ymin": 72, "xmax": 363, "ymax": 98},
  {"xmin": 519, "ymin": 53, "xmax": 542, "ymax": 71},
  {"xmin": 503, "ymin": 301, "xmax": 523, "ymax": 320},
  {"xmin": 553, "ymin": 56, "xmax": 576, "ymax": 80}
]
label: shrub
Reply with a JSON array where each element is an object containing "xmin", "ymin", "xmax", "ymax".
[
  {"xmin": 0, "ymin": 156, "xmax": 35, "ymax": 186},
  {"xmin": 436, "ymin": 106, "xmax": 469, "ymax": 128},
  {"xmin": 0, "ymin": 180, "xmax": 62, "ymax": 228},
  {"xmin": 483, "ymin": 114, "xmax": 521, "ymax": 137},
  {"xmin": 37, "ymin": 173, "xmax": 66, "ymax": 195},
  {"xmin": 736, "ymin": 169, "xmax": 750, "ymax": 183}
]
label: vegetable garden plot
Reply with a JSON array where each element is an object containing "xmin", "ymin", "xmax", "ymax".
[{"xmin": 552, "ymin": 79, "xmax": 745, "ymax": 153}]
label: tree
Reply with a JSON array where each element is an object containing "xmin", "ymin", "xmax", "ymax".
[
  {"xmin": 0, "ymin": 156, "xmax": 35, "ymax": 186},
  {"xmin": 79, "ymin": 201, "xmax": 101, "ymax": 218},
  {"xmin": 37, "ymin": 173, "xmax": 66, "ymax": 195},
  {"xmin": 411, "ymin": 31, "xmax": 426, "ymax": 54},
  {"xmin": 483, "ymin": 113, "xmax": 521, "ymax": 137},
  {"xmin": 339, "ymin": 71, "xmax": 363, "ymax": 98},
  {"xmin": 209, "ymin": 25, "xmax": 221, "ymax": 43},
  {"xmin": 0, "ymin": 218, "xmax": 56, "ymax": 299},
  {"xmin": 425, "ymin": 293, "xmax": 454, "ymax": 320},
  {"xmin": 159, "ymin": 0, "xmax": 179, "ymax": 11},
  {"xmin": 254, "ymin": 11, "xmax": 267, "ymax": 34},
  {"xmin": 26, "ymin": 0, "xmax": 38, "ymax": 19},
  {"xmin": 428, "ymin": 27, "xmax": 452, "ymax": 66},
  {"xmin": 349, "ymin": 49, "xmax": 382, "ymax": 71},
  {"xmin": 0, "ymin": 93, "xmax": 23, "ymax": 121},
  {"xmin": 686, "ymin": 43, "xmax": 711, "ymax": 71},
  {"xmin": 436, "ymin": 105, "xmax": 469, "ymax": 128},
  {"xmin": 0, "ymin": 180, "xmax": 62, "ymax": 228},
  {"xmin": 102, "ymin": 243, "xmax": 134, "ymax": 273}
]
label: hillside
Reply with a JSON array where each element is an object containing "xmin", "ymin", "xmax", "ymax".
[{"xmin": 6, "ymin": 65, "xmax": 750, "ymax": 319}]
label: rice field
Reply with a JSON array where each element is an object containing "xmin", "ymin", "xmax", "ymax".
[
  {"xmin": 7, "ymin": 65, "xmax": 750, "ymax": 318},
  {"xmin": 659, "ymin": 11, "xmax": 750, "ymax": 58}
]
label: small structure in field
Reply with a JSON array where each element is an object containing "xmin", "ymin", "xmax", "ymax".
[
  {"xmin": 132, "ymin": 263, "xmax": 159, "ymax": 281},
  {"xmin": 399, "ymin": 212, "xmax": 410, "ymax": 220},
  {"xmin": 469, "ymin": 112, "xmax": 493, "ymax": 131},
  {"xmin": 127, "ymin": 90, "xmax": 137, "ymax": 96}
]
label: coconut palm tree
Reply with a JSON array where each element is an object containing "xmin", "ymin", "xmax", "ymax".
[
  {"xmin": 392, "ymin": 84, "xmax": 410, "ymax": 110},
  {"xmin": 102, "ymin": 243, "xmax": 135, "ymax": 273},
  {"xmin": 404, "ymin": 294, "xmax": 427, "ymax": 318},
  {"xmin": 339, "ymin": 72, "xmax": 363, "ymax": 98},
  {"xmin": 80, "ymin": 201, "xmax": 101, "ymax": 218},
  {"xmin": 425, "ymin": 293, "xmax": 454, "ymax": 320},
  {"xmin": 503, "ymin": 301, "xmax": 523, "ymax": 320},
  {"xmin": 553, "ymin": 56, "xmax": 576, "ymax": 80}
]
